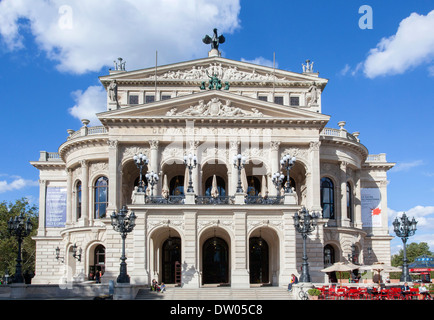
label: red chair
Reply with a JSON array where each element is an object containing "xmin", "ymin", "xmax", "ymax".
[
  {"xmin": 347, "ymin": 288, "xmax": 360, "ymax": 300},
  {"xmin": 389, "ymin": 287, "xmax": 402, "ymax": 300},
  {"xmin": 358, "ymin": 287, "xmax": 369, "ymax": 300},
  {"xmin": 409, "ymin": 288, "xmax": 419, "ymax": 300}
]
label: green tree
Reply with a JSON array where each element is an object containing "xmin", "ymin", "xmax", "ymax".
[
  {"xmin": 0, "ymin": 198, "xmax": 38, "ymax": 280},
  {"xmin": 391, "ymin": 242, "xmax": 432, "ymax": 267}
]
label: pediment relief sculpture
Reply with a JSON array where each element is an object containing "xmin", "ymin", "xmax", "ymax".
[
  {"xmin": 165, "ymin": 98, "xmax": 264, "ymax": 118},
  {"xmin": 144, "ymin": 63, "xmax": 287, "ymax": 82}
]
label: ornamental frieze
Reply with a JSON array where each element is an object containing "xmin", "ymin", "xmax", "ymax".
[{"xmin": 166, "ymin": 98, "xmax": 264, "ymax": 118}]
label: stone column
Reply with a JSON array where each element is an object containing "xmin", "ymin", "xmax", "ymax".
[
  {"xmin": 340, "ymin": 161, "xmax": 349, "ymax": 227},
  {"xmin": 38, "ymin": 180, "xmax": 47, "ymax": 236},
  {"xmin": 309, "ymin": 141, "xmax": 321, "ymax": 211},
  {"xmin": 80, "ymin": 160, "xmax": 89, "ymax": 226},
  {"xmin": 149, "ymin": 140, "xmax": 160, "ymax": 194},
  {"xmin": 354, "ymin": 170, "xmax": 362, "ymax": 228},
  {"xmin": 232, "ymin": 211, "xmax": 249, "ymax": 288},
  {"xmin": 229, "ymin": 140, "xmax": 239, "ymax": 195},
  {"xmin": 270, "ymin": 141, "xmax": 280, "ymax": 196},
  {"xmin": 280, "ymin": 210, "xmax": 297, "ymax": 285},
  {"xmin": 108, "ymin": 139, "xmax": 120, "ymax": 212},
  {"xmin": 66, "ymin": 168, "xmax": 73, "ymax": 225},
  {"xmin": 182, "ymin": 211, "xmax": 200, "ymax": 288},
  {"xmin": 189, "ymin": 140, "xmax": 200, "ymax": 194}
]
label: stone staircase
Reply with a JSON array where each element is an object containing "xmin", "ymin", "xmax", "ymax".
[{"xmin": 135, "ymin": 286, "xmax": 295, "ymax": 300}]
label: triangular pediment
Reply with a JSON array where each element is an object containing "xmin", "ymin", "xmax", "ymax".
[
  {"xmin": 99, "ymin": 56, "xmax": 328, "ymax": 89},
  {"xmin": 98, "ymin": 90, "xmax": 330, "ymax": 127}
]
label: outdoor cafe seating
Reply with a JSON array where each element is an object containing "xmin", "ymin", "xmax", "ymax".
[{"xmin": 317, "ymin": 285, "xmax": 421, "ymax": 300}]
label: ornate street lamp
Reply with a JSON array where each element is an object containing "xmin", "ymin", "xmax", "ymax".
[
  {"xmin": 72, "ymin": 243, "xmax": 82, "ymax": 262},
  {"xmin": 184, "ymin": 153, "xmax": 197, "ymax": 193},
  {"xmin": 55, "ymin": 247, "xmax": 64, "ymax": 263},
  {"xmin": 393, "ymin": 212, "xmax": 417, "ymax": 282},
  {"xmin": 280, "ymin": 154, "xmax": 296, "ymax": 193},
  {"xmin": 7, "ymin": 212, "xmax": 33, "ymax": 283},
  {"xmin": 293, "ymin": 207, "xmax": 319, "ymax": 282},
  {"xmin": 145, "ymin": 171, "xmax": 159, "ymax": 197},
  {"xmin": 133, "ymin": 153, "xmax": 149, "ymax": 192},
  {"xmin": 111, "ymin": 205, "xmax": 137, "ymax": 283},
  {"xmin": 272, "ymin": 172, "xmax": 284, "ymax": 193},
  {"xmin": 233, "ymin": 154, "xmax": 246, "ymax": 193}
]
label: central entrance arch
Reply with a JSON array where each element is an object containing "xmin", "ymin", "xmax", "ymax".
[
  {"xmin": 162, "ymin": 237, "xmax": 181, "ymax": 284},
  {"xmin": 249, "ymin": 237, "xmax": 269, "ymax": 284},
  {"xmin": 202, "ymin": 237, "xmax": 229, "ymax": 284}
]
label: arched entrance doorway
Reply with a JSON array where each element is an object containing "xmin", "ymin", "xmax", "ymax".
[
  {"xmin": 162, "ymin": 237, "xmax": 181, "ymax": 284},
  {"xmin": 202, "ymin": 237, "xmax": 229, "ymax": 285},
  {"xmin": 88, "ymin": 244, "xmax": 105, "ymax": 280},
  {"xmin": 249, "ymin": 237, "xmax": 269, "ymax": 284}
]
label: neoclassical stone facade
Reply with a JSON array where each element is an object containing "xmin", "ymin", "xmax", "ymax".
[{"xmin": 31, "ymin": 50, "xmax": 394, "ymax": 287}]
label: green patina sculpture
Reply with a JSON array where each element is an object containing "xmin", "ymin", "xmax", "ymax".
[{"xmin": 200, "ymin": 71, "xmax": 230, "ymax": 91}]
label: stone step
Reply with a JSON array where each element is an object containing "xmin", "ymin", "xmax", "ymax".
[{"xmin": 135, "ymin": 286, "xmax": 294, "ymax": 300}]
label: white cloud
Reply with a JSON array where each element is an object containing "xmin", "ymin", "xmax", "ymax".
[
  {"xmin": 0, "ymin": 0, "xmax": 241, "ymax": 74},
  {"xmin": 340, "ymin": 64, "xmax": 350, "ymax": 76},
  {"xmin": 0, "ymin": 175, "xmax": 39, "ymax": 193},
  {"xmin": 363, "ymin": 10, "xmax": 434, "ymax": 78},
  {"xmin": 241, "ymin": 56, "xmax": 277, "ymax": 68},
  {"xmin": 391, "ymin": 160, "xmax": 424, "ymax": 172},
  {"xmin": 69, "ymin": 85, "xmax": 106, "ymax": 125}
]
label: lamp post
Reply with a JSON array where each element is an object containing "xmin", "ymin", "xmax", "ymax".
[
  {"xmin": 7, "ymin": 212, "xmax": 33, "ymax": 283},
  {"xmin": 145, "ymin": 171, "xmax": 159, "ymax": 197},
  {"xmin": 293, "ymin": 207, "xmax": 319, "ymax": 282},
  {"xmin": 72, "ymin": 243, "xmax": 82, "ymax": 262},
  {"xmin": 184, "ymin": 153, "xmax": 197, "ymax": 193},
  {"xmin": 111, "ymin": 205, "xmax": 136, "ymax": 283},
  {"xmin": 272, "ymin": 172, "xmax": 284, "ymax": 193},
  {"xmin": 233, "ymin": 154, "xmax": 246, "ymax": 193},
  {"xmin": 133, "ymin": 153, "xmax": 149, "ymax": 192},
  {"xmin": 55, "ymin": 247, "xmax": 64, "ymax": 263},
  {"xmin": 393, "ymin": 212, "xmax": 417, "ymax": 282},
  {"xmin": 280, "ymin": 154, "xmax": 296, "ymax": 193}
]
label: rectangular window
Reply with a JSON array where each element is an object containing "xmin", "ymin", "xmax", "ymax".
[
  {"xmin": 274, "ymin": 96, "xmax": 283, "ymax": 105},
  {"xmin": 161, "ymin": 95, "xmax": 171, "ymax": 101},
  {"xmin": 129, "ymin": 95, "xmax": 139, "ymax": 105},
  {"xmin": 290, "ymin": 96, "xmax": 300, "ymax": 106},
  {"xmin": 258, "ymin": 96, "xmax": 268, "ymax": 102},
  {"xmin": 145, "ymin": 95, "xmax": 155, "ymax": 103}
]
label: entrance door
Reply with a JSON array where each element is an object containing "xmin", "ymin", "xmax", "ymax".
[
  {"xmin": 162, "ymin": 237, "xmax": 181, "ymax": 284},
  {"xmin": 202, "ymin": 237, "xmax": 229, "ymax": 284},
  {"xmin": 249, "ymin": 237, "xmax": 269, "ymax": 284}
]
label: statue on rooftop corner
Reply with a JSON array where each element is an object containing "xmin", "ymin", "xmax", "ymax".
[
  {"xmin": 202, "ymin": 28, "xmax": 225, "ymax": 50},
  {"xmin": 302, "ymin": 59, "xmax": 314, "ymax": 73}
]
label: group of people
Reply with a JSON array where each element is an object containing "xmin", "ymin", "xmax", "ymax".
[
  {"xmin": 402, "ymin": 282, "xmax": 431, "ymax": 299},
  {"xmin": 151, "ymin": 279, "xmax": 166, "ymax": 293}
]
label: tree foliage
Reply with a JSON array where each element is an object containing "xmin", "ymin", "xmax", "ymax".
[
  {"xmin": 0, "ymin": 198, "xmax": 38, "ymax": 278},
  {"xmin": 391, "ymin": 242, "xmax": 432, "ymax": 267}
]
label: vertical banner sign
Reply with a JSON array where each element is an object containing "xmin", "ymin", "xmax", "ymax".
[
  {"xmin": 45, "ymin": 187, "xmax": 67, "ymax": 227},
  {"xmin": 361, "ymin": 188, "xmax": 382, "ymax": 227}
]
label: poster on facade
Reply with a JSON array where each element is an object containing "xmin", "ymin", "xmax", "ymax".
[
  {"xmin": 361, "ymin": 188, "xmax": 382, "ymax": 227},
  {"xmin": 45, "ymin": 187, "xmax": 67, "ymax": 227}
]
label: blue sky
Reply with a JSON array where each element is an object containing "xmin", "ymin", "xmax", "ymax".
[{"xmin": 0, "ymin": 0, "xmax": 433, "ymax": 255}]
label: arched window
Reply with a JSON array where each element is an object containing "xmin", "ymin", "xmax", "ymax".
[
  {"xmin": 324, "ymin": 244, "xmax": 335, "ymax": 267},
  {"xmin": 170, "ymin": 175, "xmax": 184, "ymax": 196},
  {"xmin": 347, "ymin": 182, "xmax": 353, "ymax": 222},
  {"xmin": 76, "ymin": 181, "xmax": 82, "ymax": 220},
  {"xmin": 205, "ymin": 176, "xmax": 226, "ymax": 196},
  {"xmin": 94, "ymin": 176, "xmax": 108, "ymax": 219},
  {"xmin": 246, "ymin": 176, "xmax": 261, "ymax": 196},
  {"xmin": 320, "ymin": 177, "xmax": 334, "ymax": 219}
]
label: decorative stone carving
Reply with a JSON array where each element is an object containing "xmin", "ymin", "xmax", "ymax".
[
  {"xmin": 145, "ymin": 63, "xmax": 287, "ymax": 82},
  {"xmin": 167, "ymin": 98, "xmax": 264, "ymax": 118},
  {"xmin": 122, "ymin": 146, "xmax": 149, "ymax": 162}
]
